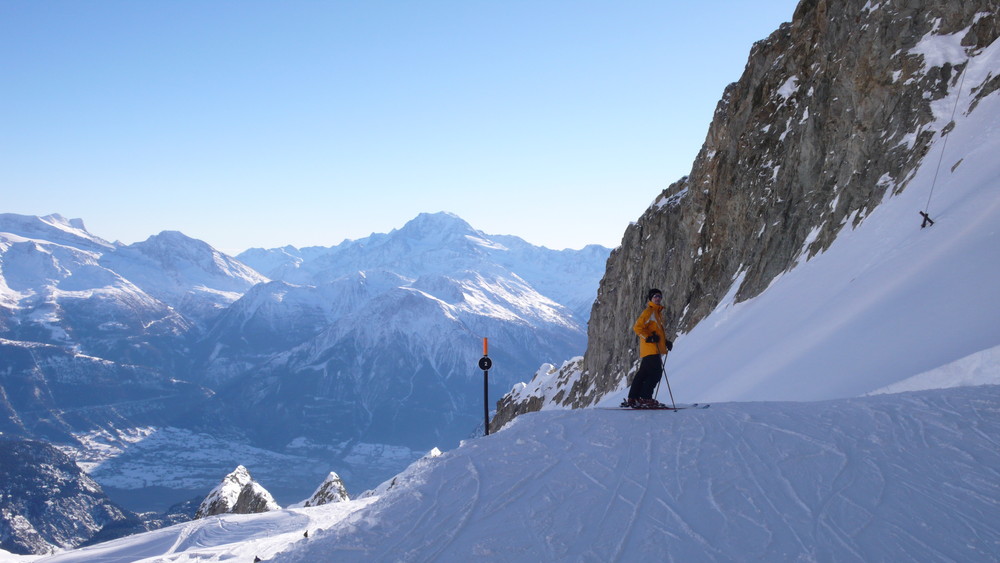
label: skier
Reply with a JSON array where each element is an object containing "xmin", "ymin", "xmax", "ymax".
[{"xmin": 626, "ymin": 288, "xmax": 673, "ymax": 408}]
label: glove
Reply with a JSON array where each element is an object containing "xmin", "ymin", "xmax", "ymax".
[
  {"xmin": 665, "ymin": 340, "xmax": 673, "ymax": 352},
  {"xmin": 645, "ymin": 333, "xmax": 660, "ymax": 344}
]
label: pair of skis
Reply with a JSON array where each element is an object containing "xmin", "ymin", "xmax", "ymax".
[
  {"xmin": 604, "ymin": 401, "xmax": 710, "ymax": 411},
  {"xmin": 608, "ymin": 352, "xmax": 709, "ymax": 411}
]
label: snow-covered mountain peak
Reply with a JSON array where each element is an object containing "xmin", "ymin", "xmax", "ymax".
[
  {"xmin": 0, "ymin": 216, "xmax": 267, "ymax": 320},
  {"xmin": 35, "ymin": 214, "xmax": 92, "ymax": 238},
  {"xmin": 235, "ymin": 213, "xmax": 610, "ymax": 321},
  {"xmin": 138, "ymin": 230, "xmax": 212, "ymax": 254},
  {"xmin": 127, "ymin": 231, "xmax": 267, "ymax": 284},
  {"xmin": 97, "ymin": 231, "xmax": 268, "ymax": 321},
  {"xmin": 341, "ymin": 211, "xmax": 498, "ymax": 275},
  {"xmin": 391, "ymin": 211, "xmax": 513, "ymax": 253},
  {"xmin": 393, "ymin": 211, "xmax": 476, "ymax": 239},
  {"xmin": 235, "ymin": 246, "xmax": 305, "ymax": 280},
  {"xmin": 0, "ymin": 220, "xmax": 138, "ymax": 318},
  {"xmin": 0, "ymin": 213, "xmax": 115, "ymax": 252},
  {"xmin": 195, "ymin": 465, "xmax": 279, "ymax": 519},
  {"xmin": 301, "ymin": 471, "xmax": 350, "ymax": 507}
]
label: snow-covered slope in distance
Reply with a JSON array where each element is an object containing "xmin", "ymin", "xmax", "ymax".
[
  {"xmin": 30, "ymin": 385, "xmax": 1000, "ymax": 562},
  {"xmin": 0, "ymin": 215, "xmax": 263, "ymax": 367},
  {"xmin": 0, "ymin": 213, "xmax": 114, "ymax": 255},
  {"xmin": 100, "ymin": 231, "xmax": 268, "ymax": 323}
]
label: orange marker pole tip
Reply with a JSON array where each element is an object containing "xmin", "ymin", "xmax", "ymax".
[{"xmin": 483, "ymin": 337, "xmax": 488, "ymax": 355}]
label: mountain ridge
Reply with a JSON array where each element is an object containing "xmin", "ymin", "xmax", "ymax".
[
  {"xmin": 236, "ymin": 211, "xmax": 608, "ymax": 321},
  {"xmin": 0, "ymin": 209, "xmax": 610, "ymax": 518}
]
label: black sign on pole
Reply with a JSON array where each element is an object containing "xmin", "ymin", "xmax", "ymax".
[{"xmin": 479, "ymin": 338, "xmax": 492, "ymax": 436}]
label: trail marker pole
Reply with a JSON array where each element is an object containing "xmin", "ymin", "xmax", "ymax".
[{"xmin": 478, "ymin": 338, "xmax": 493, "ymax": 436}]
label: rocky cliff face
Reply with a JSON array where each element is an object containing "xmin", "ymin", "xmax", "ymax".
[
  {"xmin": 0, "ymin": 438, "xmax": 135, "ymax": 555},
  {"xmin": 493, "ymin": 0, "xmax": 998, "ymax": 427}
]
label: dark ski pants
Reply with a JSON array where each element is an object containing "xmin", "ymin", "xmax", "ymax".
[{"xmin": 628, "ymin": 354, "xmax": 663, "ymax": 400}]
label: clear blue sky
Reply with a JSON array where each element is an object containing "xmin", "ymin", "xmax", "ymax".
[{"xmin": 2, "ymin": 1, "xmax": 799, "ymax": 253}]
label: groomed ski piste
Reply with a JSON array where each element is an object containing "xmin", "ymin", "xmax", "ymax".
[{"xmin": 14, "ymin": 385, "xmax": 999, "ymax": 562}]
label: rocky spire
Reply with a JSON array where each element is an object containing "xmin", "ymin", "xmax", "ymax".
[
  {"xmin": 195, "ymin": 465, "xmax": 279, "ymax": 519},
  {"xmin": 302, "ymin": 471, "xmax": 351, "ymax": 507}
]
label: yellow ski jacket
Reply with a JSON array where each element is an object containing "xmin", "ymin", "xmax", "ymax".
[{"xmin": 633, "ymin": 301, "xmax": 668, "ymax": 358}]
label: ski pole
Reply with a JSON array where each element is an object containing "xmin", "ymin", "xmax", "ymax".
[{"xmin": 654, "ymin": 354, "xmax": 677, "ymax": 410}]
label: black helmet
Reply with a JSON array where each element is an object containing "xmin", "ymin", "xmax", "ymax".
[{"xmin": 646, "ymin": 288, "xmax": 663, "ymax": 301}]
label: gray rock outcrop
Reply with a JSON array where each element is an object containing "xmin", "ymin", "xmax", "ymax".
[{"xmin": 0, "ymin": 438, "xmax": 135, "ymax": 555}]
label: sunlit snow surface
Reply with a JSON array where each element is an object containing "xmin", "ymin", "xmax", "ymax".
[
  {"xmin": 21, "ymin": 500, "xmax": 375, "ymax": 563},
  {"xmin": 23, "ymin": 386, "xmax": 1000, "ymax": 562}
]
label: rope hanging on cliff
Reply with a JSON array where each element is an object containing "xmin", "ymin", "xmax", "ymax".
[{"xmin": 921, "ymin": 57, "xmax": 971, "ymax": 228}]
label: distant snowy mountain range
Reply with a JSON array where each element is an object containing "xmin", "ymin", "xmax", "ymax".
[
  {"xmin": 206, "ymin": 212, "xmax": 608, "ymax": 451},
  {"xmin": 0, "ymin": 211, "xmax": 610, "ymax": 534}
]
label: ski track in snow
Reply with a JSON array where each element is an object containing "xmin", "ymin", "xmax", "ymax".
[
  {"xmin": 32, "ymin": 503, "xmax": 362, "ymax": 563},
  {"xmin": 267, "ymin": 386, "xmax": 1000, "ymax": 562}
]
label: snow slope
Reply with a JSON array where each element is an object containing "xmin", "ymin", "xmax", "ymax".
[
  {"xmin": 30, "ymin": 385, "xmax": 1000, "ymax": 562},
  {"xmin": 661, "ymin": 35, "xmax": 1000, "ymax": 403},
  {"xmin": 30, "ymin": 500, "xmax": 375, "ymax": 563}
]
